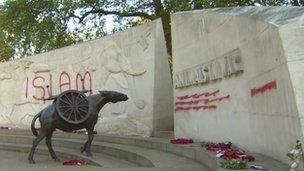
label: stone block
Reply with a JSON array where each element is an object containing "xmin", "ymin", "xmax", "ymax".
[
  {"xmin": 172, "ymin": 7, "xmax": 304, "ymax": 164},
  {"xmin": 151, "ymin": 141, "xmax": 167, "ymax": 152},
  {"xmin": 0, "ymin": 19, "xmax": 173, "ymax": 137}
]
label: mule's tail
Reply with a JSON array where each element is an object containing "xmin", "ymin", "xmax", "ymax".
[{"xmin": 31, "ymin": 112, "xmax": 41, "ymax": 137}]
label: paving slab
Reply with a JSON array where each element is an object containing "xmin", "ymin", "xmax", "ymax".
[
  {"xmin": 0, "ymin": 131, "xmax": 209, "ymax": 170},
  {"xmin": 0, "ymin": 129, "xmax": 289, "ymax": 170}
]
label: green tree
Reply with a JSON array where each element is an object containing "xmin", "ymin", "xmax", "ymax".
[{"xmin": 0, "ymin": 0, "xmax": 302, "ymax": 62}]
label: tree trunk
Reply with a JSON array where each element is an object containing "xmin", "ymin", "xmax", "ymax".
[{"xmin": 153, "ymin": 0, "xmax": 172, "ymax": 56}]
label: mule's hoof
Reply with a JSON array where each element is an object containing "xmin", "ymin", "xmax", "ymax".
[
  {"xmin": 28, "ymin": 159, "xmax": 35, "ymax": 164},
  {"xmin": 80, "ymin": 146, "xmax": 85, "ymax": 153},
  {"xmin": 53, "ymin": 158, "xmax": 60, "ymax": 162}
]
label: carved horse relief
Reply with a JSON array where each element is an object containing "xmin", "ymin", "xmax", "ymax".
[{"xmin": 86, "ymin": 41, "xmax": 147, "ymax": 115}]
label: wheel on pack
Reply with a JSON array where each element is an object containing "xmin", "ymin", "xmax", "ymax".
[{"xmin": 55, "ymin": 90, "xmax": 91, "ymax": 124}]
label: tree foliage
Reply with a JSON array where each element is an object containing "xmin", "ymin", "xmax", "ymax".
[{"xmin": 0, "ymin": 0, "xmax": 302, "ymax": 61}]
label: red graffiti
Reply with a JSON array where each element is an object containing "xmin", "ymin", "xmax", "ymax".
[
  {"xmin": 47, "ymin": 74, "xmax": 53, "ymax": 97},
  {"xmin": 25, "ymin": 71, "xmax": 93, "ymax": 101},
  {"xmin": 205, "ymin": 95, "xmax": 230, "ymax": 104},
  {"xmin": 32, "ymin": 76, "xmax": 46, "ymax": 100},
  {"xmin": 175, "ymin": 100, "xmax": 201, "ymax": 106},
  {"xmin": 76, "ymin": 73, "xmax": 83, "ymax": 90},
  {"xmin": 251, "ymin": 81, "xmax": 277, "ymax": 97},
  {"xmin": 177, "ymin": 90, "xmax": 219, "ymax": 100},
  {"xmin": 31, "ymin": 74, "xmax": 53, "ymax": 100},
  {"xmin": 175, "ymin": 95, "xmax": 230, "ymax": 106},
  {"xmin": 175, "ymin": 105, "xmax": 216, "ymax": 112},
  {"xmin": 76, "ymin": 71, "xmax": 92, "ymax": 95},
  {"xmin": 84, "ymin": 71, "xmax": 92, "ymax": 93},
  {"xmin": 59, "ymin": 72, "xmax": 71, "ymax": 93},
  {"xmin": 175, "ymin": 90, "xmax": 230, "ymax": 112}
]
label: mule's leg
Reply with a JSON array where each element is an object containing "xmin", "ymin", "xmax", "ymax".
[
  {"xmin": 28, "ymin": 131, "xmax": 47, "ymax": 164},
  {"xmin": 80, "ymin": 141, "xmax": 87, "ymax": 153},
  {"xmin": 82, "ymin": 127, "xmax": 94, "ymax": 157},
  {"xmin": 45, "ymin": 131, "xmax": 59, "ymax": 161},
  {"xmin": 80, "ymin": 129, "xmax": 88, "ymax": 153}
]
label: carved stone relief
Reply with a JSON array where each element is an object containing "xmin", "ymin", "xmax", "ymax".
[
  {"xmin": 174, "ymin": 48, "xmax": 243, "ymax": 88},
  {"xmin": 0, "ymin": 27, "xmax": 155, "ymax": 138},
  {"xmin": 98, "ymin": 41, "xmax": 147, "ymax": 114}
]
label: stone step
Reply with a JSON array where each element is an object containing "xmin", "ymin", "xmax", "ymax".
[
  {"xmin": 0, "ymin": 134, "xmax": 154, "ymax": 167},
  {"xmin": 154, "ymin": 131, "xmax": 174, "ymax": 139},
  {"xmin": 0, "ymin": 145, "xmax": 189, "ymax": 171},
  {"xmin": 0, "ymin": 142, "xmax": 142, "ymax": 168},
  {"xmin": 0, "ymin": 129, "xmax": 87, "ymax": 138},
  {"xmin": 0, "ymin": 149, "xmax": 103, "ymax": 171},
  {"xmin": 0, "ymin": 133, "xmax": 208, "ymax": 170},
  {"xmin": 0, "ymin": 129, "xmax": 289, "ymax": 171},
  {"xmin": 0, "ymin": 142, "xmax": 101, "ymax": 166},
  {"xmin": 0, "ymin": 130, "xmax": 214, "ymax": 169}
]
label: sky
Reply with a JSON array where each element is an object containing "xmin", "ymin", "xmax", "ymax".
[{"xmin": 67, "ymin": 14, "xmax": 115, "ymax": 34}]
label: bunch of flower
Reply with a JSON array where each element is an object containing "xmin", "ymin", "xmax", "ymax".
[
  {"xmin": 204, "ymin": 142, "xmax": 232, "ymax": 151},
  {"xmin": 0, "ymin": 126, "xmax": 11, "ymax": 130},
  {"xmin": 202, "ymin": 141, "xmax": 255, "ymax": 169},
  {"xmin": 220, "ymin": 159, "xmax": 248, "ymax": 169},
  {"xmin": 218, "ymin": 149, "xmax": 255, "ymax": 162},
  {"xmin": 203, "ymin": 141, "xmax": 255, "ymax": 161},
  {"xmin": 63, "ymin": 158, "xmax": 86, "ymax": 166},
  {"xmin": 170, "ymin": 138, "xmax": 194, "ymax": 144}
]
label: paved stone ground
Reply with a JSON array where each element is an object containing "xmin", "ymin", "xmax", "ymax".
[
  {"xmin": 0, "ymin": 130, "xmax": 287, "ymax": 171},
  {"xmin": 0, "ymin": 150, "xmax": 97, "ymax": 171},
  {"xmin": 0, "ymin": 150, "xmax": 140, "ymax": 171},
  {"xmin": 0, "ymin": 150, "xmax": 206, "ymax": 171}
]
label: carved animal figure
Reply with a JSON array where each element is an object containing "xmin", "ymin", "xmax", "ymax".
[{"xmin": 28, "ymin": 90, "xmax": 128, "ymax": 163}]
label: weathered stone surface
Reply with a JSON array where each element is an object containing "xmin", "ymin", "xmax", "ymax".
[
  {"xmin": 0, "ymin": 19, "xmax": 173, "ymax": 137},
  {"xmin": 172, "ymin": 6, "xmax": 304, "ymax": 164}
]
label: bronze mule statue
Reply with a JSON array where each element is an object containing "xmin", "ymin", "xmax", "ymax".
[{"xmin": 28, "ymin": 90, "xmax": 128, "ymax": 164}]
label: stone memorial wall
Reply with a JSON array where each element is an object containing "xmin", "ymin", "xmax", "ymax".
[
  {"xmin": 1, "ymin": 5, "xmax": 304, "ymax": 165},
  {"xmin": 0, "ymin": 19, "xmax": 173, "ymax": 137},
  {"xmin": 172, "ymin": 7, "xmax": 304, "ymax": 163}
]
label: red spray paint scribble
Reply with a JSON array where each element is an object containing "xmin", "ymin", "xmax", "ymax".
[
  {"xmin": 251, "ymin": 81, "xmax": 277, "ymax": 97},
  {"xmin": 76, "ymin": 73, "xmax": 83, "ymax": 90},
  {"xmin": 32, "ymin": 76, "xmax": 46, "ymax": 100},
  {"xmin": 175, "ymin": 100, "xmax": 201, "ymax": 106},
  {"xmin": 59, "ymin": 71, "xmax": 71, "ymax": 93},
  {"xmin": 175, "ymin": 105, "xmax": 216, "ymax": 112},
  {"xmin": 205, "ymin": 95, "xmax": 230, "ymax": 104},
  {"xmin": 25, "ymin": 70, "xmax": 93, "ymax": 101},
  {"xmin": 47, "ymin": 74, "xmax": 53, "ymax": 97},
  {"xmin": 175, "ymin": 90, "xmax": 230, "ymax": 112},
  {"xmin": 177, "ymin": 90, "xmax": 220, "ymax": 100},
  {"xmin": 175, "ymin": 94, "xmax": 230, "ymax": 106},
  {"xmin": 76, "ymin": 71, "xmax": 92, "ymax": 95},
  {"xmin": 84, "ymin": 71, "xmax": 92, "ymax": 95}
]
